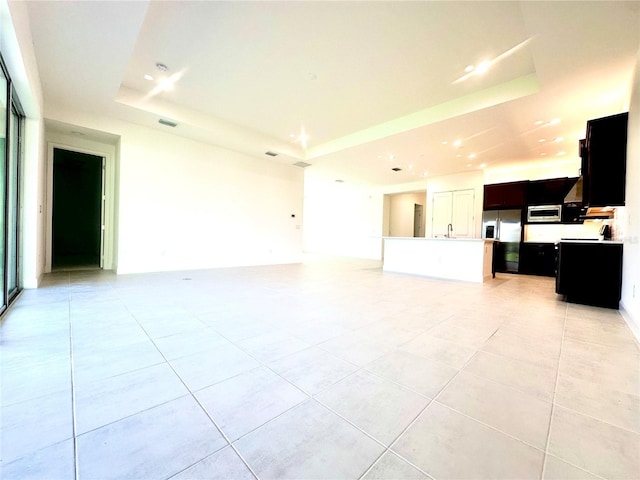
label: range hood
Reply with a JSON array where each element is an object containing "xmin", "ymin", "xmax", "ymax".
[
  {"xmin": 582, "ymin": 206, "xmax": 615, "ymax": 219},
  {"xmin": 563, "ymin": 176, "xmax": 583, "ymax": 204}
]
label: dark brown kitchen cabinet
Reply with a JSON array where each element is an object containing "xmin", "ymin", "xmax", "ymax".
[
  {"xmin": 556, "ymin": 241, "xmax": 623, "ymax": 309},
  {"xmin": 519, "ymin": 243, "xmax": 556, "ymax": 277},
  {"xmin": 584, "ymin": 112, "xmax": 628, "ymax": 207},
  {"xmin": 526, "ymin": 177, "xmax": 577, "ymax": 206},
  {"xmin": 483, "ymin": 181, "xmax": 527, "ymax": 210}
]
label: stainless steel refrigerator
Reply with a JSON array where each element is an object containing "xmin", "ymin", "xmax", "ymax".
[{"xmin": 481, "ymin": 209, "xmax": 522, "ymax": 273}]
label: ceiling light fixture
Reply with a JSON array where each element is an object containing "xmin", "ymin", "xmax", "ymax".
[
  {"xmin": 554, "ymin": 137, "xmax": 564, "ymax": 142},
  {"xmin": 144, "ymin": 74, "xmax": 154, "ymax": 81},
  {"xmin": 442, "ymin": 141, "xmax": 448, "ymax": 145},
  {"xmin": 464, "ymin": 65, "xmax": 474, "ymax": 73},
  {"xmin": 468, "ymin": 153, "xmax": 476, "ymax": 159},
  {"xmin": 479, "ymin": 163, "xmax": 487, "ymax": 168},
  {"xmin": 453, "ymin": 37, "xmax": 534, "ymax": 84},
  {"xmin": 548, "ymin": 118, "xmax": 561, "ymax": 125},
  {"xmin": 297, "ymin": 127, "xmax": 309, "ymax": 149},
  {"xmin": 538, "ymin": 139, "xmax": 546, "ymax": 142},
  {"xmin": 557, "ymin": 151, "xmax": 566, "ymax": 156},
  {"xmin": 453, "ymin": 139, "xmax": 462, "ymax": 148},
  {"xmin": 535, "ymin": 120, "xmax": 544, "ymax": 125}
]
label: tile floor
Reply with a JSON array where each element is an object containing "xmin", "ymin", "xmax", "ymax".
[{"xmin": 1, "ymin": 257, "xmax": 639, "ymax": 479}]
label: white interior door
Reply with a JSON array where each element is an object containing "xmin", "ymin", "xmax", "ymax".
[
  {"xmin": 432, "ymin": 191, "xmax": 452, "ymax": 237},
  {"xmin": 452, "ymin": 189, "xmax": 475, "ymax": 238}
]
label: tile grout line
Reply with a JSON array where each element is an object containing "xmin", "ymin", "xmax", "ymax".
[
  {"xmin": 66, "ymin": 272, "xmax": 80, "ymax": 480},
  {"xmin": 540, "ymin": 301, "xmax": 569, "ymax": 480},
  {"xmin": 358, "ymin": 338, "xmax": 494, "ymax": 480},
  {"xmin": 110, "ymin": 287, "xmax": 267, "ymax": 480}
]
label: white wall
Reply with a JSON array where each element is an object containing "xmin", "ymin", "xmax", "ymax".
[
  {"xmin": 389, "ymin": 191, "xmax": 426, "ymax": 237},
  {"xmin": 116, "ymin": 125, "xmax": 304, "ymax": 273},
  {"xmin": 484, "ymin": 159, "xmax": 581, "ymax": 184},
  {"xmin": 303, "ymin": 174, "xmax": 384, "ymax": 259},
  {"xmin": 621, "ymin": 47, "xmax": 640, "ymax": 340}
]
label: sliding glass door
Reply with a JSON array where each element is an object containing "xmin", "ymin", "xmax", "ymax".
[
  {"xmin": 7, "ymin": 105, "xmax": 20, "ymax": 299},
  {"xmin": 0, "ymin": 53, "xmax": 23, "ymax": 313},
  {"xmin": 0, "ymin": 64, "xmax": 7, "ymax": 312}
]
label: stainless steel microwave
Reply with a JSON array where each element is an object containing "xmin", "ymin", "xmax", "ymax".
[{"xmin": 527, "ymin": 204, "xmax": 562, "ymax": 223}]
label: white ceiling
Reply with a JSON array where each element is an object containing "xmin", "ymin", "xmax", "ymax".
[{"xmin": 26, "ymin": 1, "xmax": 639, "ymax": 185}]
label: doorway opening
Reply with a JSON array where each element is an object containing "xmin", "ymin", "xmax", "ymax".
[
  {"xmin": 52, "ymin": 148, "xmax": 104, "ymax": 271},
  {"xmin": 413, "ymin": 203, "xmax": 424, "ymax": 237}
]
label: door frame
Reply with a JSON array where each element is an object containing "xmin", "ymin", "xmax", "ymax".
[{"xmin": 45, "ymin": 142, "xmax": 116, "ymax": 272}]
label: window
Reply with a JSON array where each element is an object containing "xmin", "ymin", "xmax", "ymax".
[{"xmin": 0, "ymin": 53, "xmax": 24, "ymax": 313}]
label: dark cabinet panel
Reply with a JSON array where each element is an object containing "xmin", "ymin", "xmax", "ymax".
[
  {"xmin": 556, "ymin": 242, "xmax": 623, "ymax": 309},
  {"xmin": 519, "ymin": 243, "xmax": 556, "ymax": 277},
  {"xmin": 483, "ymin": 181, "xmax": 526, "ymax": 210},
  {"xmin": 526, "ymin": 177, "xmax": 577, "ymax": 206},
  {"xmin": 585, "ymin": 113, "xmax": 628, "ymax": 207}
]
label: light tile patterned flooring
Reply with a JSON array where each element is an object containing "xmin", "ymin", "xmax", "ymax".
[{"xmin": 1, "ymin": 257, "xmax": 639, "ymax": 479}]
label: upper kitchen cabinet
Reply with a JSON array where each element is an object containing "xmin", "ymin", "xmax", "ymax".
[
  {"xmin": 483, "ymin": 181, "xmax": 527, "ymax": 210},
  {"xmin": 432, "ymin": 189, "xmax": 475, "ymax": 238},
  {"xmin": 584, "ymin": 112, "xmax": 628, "ymax": 207},
  {"xmin": 526, "ymin": 177, "xmax": 577, "ymax": 205}
]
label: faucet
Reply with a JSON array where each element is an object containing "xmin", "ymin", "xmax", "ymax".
[{"xmin": 446, "ymin": 223, "xmax": 453, "ymax": 238}]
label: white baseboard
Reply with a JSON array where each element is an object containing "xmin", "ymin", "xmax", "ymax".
[{"xmin": 620, "ymin": 300, "xmax": 640, "ymax": 345}]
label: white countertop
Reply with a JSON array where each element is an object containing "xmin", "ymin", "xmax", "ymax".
[
  {"xmin": 557, "ymin": 239, "xmax": 623, "ymax": 245},
  {"xmin": 384, "ymin": 237, "xmax": 493, "ymax": 242}
]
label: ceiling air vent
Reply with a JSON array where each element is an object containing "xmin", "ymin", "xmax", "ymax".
[
  {"xmin": 158, "ymin": 119, "xmax": 177, "ymax": 128},
  {"xmin": 265, "ymin": 151, "xmax": 279, "ymax": 157},
  {"xmin": 293, "ymin": 161, "xmax": 312, "ymax": 168},
  {"xmin": 392, "ymin": 167, "xmax": 402, "ymax": 172}
]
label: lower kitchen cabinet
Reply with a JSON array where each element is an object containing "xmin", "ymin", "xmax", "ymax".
[
  {"xmin": 556, "ymin": 241, "xmax": 623, "ymax": 309},
  {"xmin": 519, "ymin": 243, "xmax": 556, "ymax": 277}
]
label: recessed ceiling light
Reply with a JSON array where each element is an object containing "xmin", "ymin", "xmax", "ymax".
[
  {"xmin": 475, "ymin": 61, "xmax": 491, "ymax": 74},
  {"xmin": 464, "ymin": 65, "xmax": 475, "ymax": 73},
  {"xmin": 423, "ymin": 172, "xmax": 429, "ymax": 177},
  {"xmin": 540, "ymin": 153, "xmax": 547, "ymax": 156},
  {"xmin": 289, "ymin": 133, "xmax": 296, "ymax": 138},
  {"xmin": 479, "ymin": 163, "xmax": 487, "ymax": 168},
  {"xmin": 442, "ymin": 141, "xmax": 448, "ymax": 145},
  {"xmin": 456, "ymin": 154, "xmax": 462, "ymax": 158},
  {"xmin": 535, "ymin": 120, "xmax": 544, "ymax": 125},
  {"xmin": 466, "ymin": 163, "xmax": 472, "ymax": 167},
  {"xmin": 408, "ymin": 164, "xmax": 413, "ymax": 169},
  {"xmin": 548, "ymin": 118, "xmax": 561, "ymax": 125},
  {"xmin": 388, "ymin": 154, "xmax": 395, "ymax": 161},
  {"xmin": 538, "ymin": 139, "xmax": 546, "ymax": 143},
  {"xmin": 557, "ymin": 151, "xmax": 566, "ymax": 156},
  {"xmin": 144, "ymin": 74, "xmax": 154, "ymax": 81},
  {"xmin": 554, "ymin": 137, "xmax": 564, "ymax": 142},
  {"xmin": 453, "ymin": 139, "xmax": 462, "ymax": 148},
  {"xmin": 468, "ymin": 153, "xmax": 476, "ymax": 159}
]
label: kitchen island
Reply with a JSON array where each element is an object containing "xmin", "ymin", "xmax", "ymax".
[{"xmin": 383, "ymin": 237, "xmax": 494, "ymax": 283}]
